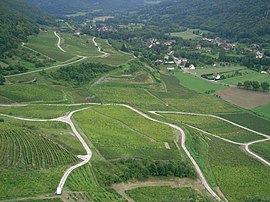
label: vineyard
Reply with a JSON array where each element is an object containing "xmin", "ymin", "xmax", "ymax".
[
  {"xmin": 0, "ymin": 123, "xmax": 78, "ymax": 170},
  {"xmin": 250, "ymin": 140, "xmax": 270, "ymax": 162},
  {"xmin": 219, "ymin": 113, "xmax": 270, "ymax": 135},
  {"xmin": 73, "ymin": 106, "xmax": 180, "ymax": 160},
  {"xmin": 161, "ymin": 113, "xmax": 262, "ymax": 143},
  {"xmin": 66, "ymin": 164, "xmax": 124, "ymax": 201}
]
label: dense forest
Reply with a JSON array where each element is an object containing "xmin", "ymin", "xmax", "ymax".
[
  {"xmin": 137, "ymin": 0, "xmax": 270, "ymax": 43},
  {"xmin": 27, "ymin": 0, "xmax": 160, "ymax": 14},
  {"xmin": 0, "ymin": 0, "xmax": 52, "ymax": 57}
]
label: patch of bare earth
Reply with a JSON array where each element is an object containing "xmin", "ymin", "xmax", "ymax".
[
  {"xmin": 112, "ymin": 178, "xmax": 209, "ymax": 202},
  {"xmin": 215, "ymin": 87, "xmax": 270, "ymax": 109}
]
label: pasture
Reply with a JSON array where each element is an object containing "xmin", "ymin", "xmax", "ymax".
[
  {"xmin": 221, "ymin": 69, "xmax": 270, "ymax": 85},
  {"xmin": 161, "ymin": 113, "xmax": 263, "ymax": 143},
  {"xmin": 26, "ymin": 31, "xmax": 75, "ymax": 62},
  {"xmin": 215, "ymin": 87, "xmax": 270, "ymax": 109},
  {"xmin": 174, "ymin": 71, "xmax": 226, "ymax": 93},
  {"xmin": 193, "ymin": 66, "xmax": 245, "ymax": 76},
  {"xmin": 169, "ymin": 29, "xmax": 200, "ymax": 40}
]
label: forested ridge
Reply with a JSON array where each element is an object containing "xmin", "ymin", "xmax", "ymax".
[
  {"xmin": 0, "ymin": 0, "xmax": 52, "ymax": 56},
  {"xmin": 138, "ymin": 0, "xmax": 270, "ymax": 43}
]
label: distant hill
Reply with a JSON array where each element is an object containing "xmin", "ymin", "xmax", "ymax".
[
  {"xmin": 0, "ymin": 0, "xmax": 52, "ymax": 56},
  {"xmin": 138, "ymin": 0, "xmax": 270, "ymax": 43},
  {"xmin": 26, "ymin": 0, "xmax": 161, "ymax": 15}
]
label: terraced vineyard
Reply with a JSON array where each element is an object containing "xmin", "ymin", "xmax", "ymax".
[
  {"xmin": 161, "ymin": 113, "xmax": 263, "ymax": 143},
  {"xmin": 0, "ymin": 123, "xmax": 78, "ymax": 169}
]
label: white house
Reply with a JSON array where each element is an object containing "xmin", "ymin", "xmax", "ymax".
[{"xmin": 189, "ymin": 64, "xmax": 196, "ymax": 70}]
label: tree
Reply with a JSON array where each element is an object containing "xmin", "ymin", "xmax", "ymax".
[
  {"xmin": 243, "ymin": 81, "xmax": 252, "ymax": 89},
  {"xmin": 237, "ymin": 82, "xmax": 243, "ymax": 88},
  {"xmin": 120, "ymin": 44, "xmax": 129, "ymax": 52},
  {"xmin": 0, "ymin": 74, "xmax": 5, "ymax": 85},
  {"xmin": 251, "ymin": 81, "xmax": 260, "ymax": 91},
  {"xmin": 261, "ymin": 82, "xmax": 270, "ymax": 92}
]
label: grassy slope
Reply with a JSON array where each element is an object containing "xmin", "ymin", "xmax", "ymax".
[{"xmin": 175, "ymin": 71, "xmax": 226, "ymax": 93}]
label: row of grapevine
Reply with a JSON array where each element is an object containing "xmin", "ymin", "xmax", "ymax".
[{"xmin": 0, "ymin": 124, "xmax": 78, "ymax": 170}]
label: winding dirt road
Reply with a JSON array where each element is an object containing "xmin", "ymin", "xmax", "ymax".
[
  {"xmin": 54, "ymin": 31, "xmax": 66, "ymax": 52},
  {"xmin": 2, "ymin": 103, "xmax": 270, "ymax": 200}
]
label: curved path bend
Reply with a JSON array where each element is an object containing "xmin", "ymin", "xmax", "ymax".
[
  {"xmin": 150, "ymin": 111, "xmax": 270, "ymax": 166},
  {"xmin": 92, "ymin": 37, "xmax": 110, "ymax": 58},
  {"xmin": 54, "ymin": 31, "xmax": 66, "ymax": 52}
]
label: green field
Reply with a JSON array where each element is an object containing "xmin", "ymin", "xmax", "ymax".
[
  {"xmin": 0, "ymin": 84, "xmax": 64, "ymax": 103},
  {"xmin": 126, "ymin": 186, "xmax": 211, "ymax": 202},
  {"xmin": 220, "ymin": 113, "xmax": 270, "ymax": 135},
  {"xmin": 221, "ymin": 69, "xmax": 270, "ymax": 85},
  {"xmin": 66, "ymin": 164, "xmax": 124, "ymax": 201},
  {"xmin": 193, "ymin": 66, "xmax": 246, "ymax": 76},
  {"xmin": 169, "ymin": 29, "xmax": 200, "ymax": 40},
  {"xmin": 185, "ymin": 128, "xmax": 270, "ymax": 202},
  {"xmin": 149, "ymin": 74, "xmax": 240, "ymax": 114},
  {"xmin": 27, "ymin": 31, "xmax": 75, "ymax": 62},
  {"xmin": 73, "ymin": 105, "xmax": 180, "ymax": 160},
  {"xmin": 250, "ymin": 140, "xmax": 270, "ymax": 162},
  {"xmin": 61, "ymin": 34, "xmax": 101, "ymax": 57},
  {"xmin": 253, "ymin": 102, "xmax": 270, "ymax": 119},
  {"xmin": 161, "ymin": 113, "xmax": 263, "ymax": 143},
  {"xmin": 0, "ymin": 118, "xmax": 80, "ymax": 200},
  {"xmin": 175, "ymin": 71, "xmax": 226, "ymax": 93}
]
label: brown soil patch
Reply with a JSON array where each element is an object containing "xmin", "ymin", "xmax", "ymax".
[{"xmin": 216, "ymin": 87, "xmax": 270, "ymax": 109}]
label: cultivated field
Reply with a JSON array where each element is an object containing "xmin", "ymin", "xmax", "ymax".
[
  {"xmin": 253, "ymin": 102, "xmax": 270, "ymax": 119},
  {"xmin": 215, "ymin": 87, "xmax": 270, "ymax": 109},
  {"xmin": 185, "ymin": 128, "xmax": 270, "ymax": 202},
  {"xmin": 250, "ymin": 140, "xmax": 270, "ymax": 162},
  {"xmin": 175, "ymin": 71, "xmax": 226, "ymax": 93},
  {"xmin": 192, "ymin": 66, "xmax": 245, "ymax": 76},
  {"xmin": 26, "ymin": 31, "xmax": 75, "ymax": 62},
  {"xmin": 161, "ymin": 113, "xmax": 263, "ymax": 143}
]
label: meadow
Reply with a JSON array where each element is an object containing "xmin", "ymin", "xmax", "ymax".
[
  {"xmin": 221, "ymin": 69, "xmax": 270, "ymax": 85},
  {"xmin": 174, "ymin": 71, "xmax": 226, "ymax": 93},
  {"xmin": 169, "ymin": 29, "xmax": 202, "ymax": 40},
  {"xmin": 193, "ymin": 66, "xmax": 245, "ymax": 76},
  {"xmin": 161, "ymin": 113, "xmax": 263, "ymax": 143},
  {"xmin": 26, "ymin": 31, "xmax": 75, "ymax": 62},
  {"xmin": 126, "ymin": 186, "xmax": 211, "ymax": 202}
]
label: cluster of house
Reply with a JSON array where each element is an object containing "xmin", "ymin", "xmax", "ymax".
[
  {"xmin": 243, "ymin": 47, "xmax": 265, "ymax": 59},
  {"xmin": 202, "ymin": 37, "xmax": 235, "ymax": 50},
  {"xmin": 147, "ymin": 38, "xmax": 176, "ymax": 48},
  {"xmin": 96, "ymin": 26, "xmax": 116, "ymax": 32}
]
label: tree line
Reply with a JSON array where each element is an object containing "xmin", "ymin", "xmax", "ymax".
[{"xmin": 237, "ymin": 81, "xmax": 270, "ymax": 92}]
